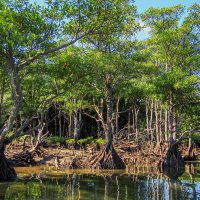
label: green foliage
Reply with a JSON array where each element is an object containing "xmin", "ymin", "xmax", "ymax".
[
  {"xmin": 66, "ymin": 138, "xmax": 75, "ymax": 144},
  {"xmin": 192, "ymin": 133, "xmax": 200, "ymax": 145},
  {"xmin": 77, "ymin": 136, "xmax": 94, "ymax": 145},
  {"xmin": 94, "ymin": 138, "xmax": 106, "ymax": 145},
  {"xmin": 47, "ymin": 136, "xmax": 66, "ymax": 143},
  {"xmin": 0, "ymin": 0, "xmax": 199, "ymax": 148}
]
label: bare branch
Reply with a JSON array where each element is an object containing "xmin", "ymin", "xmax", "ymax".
[
  {"xmin": 175, "ymin": 126, "xmax": 200, "ymax": 144},
  {"xmin": 83, "ymin": 112, "xmax": 99, "ymax": 122}
]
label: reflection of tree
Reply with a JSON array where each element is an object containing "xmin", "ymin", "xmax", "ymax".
[
  {"xmin": 0, "ymin": 183, "xmax": 10, "ymax": 200},
  {"xmin": 0, "ymin": 172, "xmax": 199, "ymax": 200},
  {"xmin": 103, "ymin": 176, "xmax": 117, "ymax": 200},
  {"xmin": 161, "ymin": 165, "xmax": 185, "ymax": 180}
]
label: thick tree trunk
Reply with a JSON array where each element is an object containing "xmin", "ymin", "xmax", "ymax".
[
  {"xmin": 89, "ymin": 74, "xmax": 125, "ymax": 169},
  {"xmin": 0, "ymin": 55, "xmax": 23, "ymax": 180},
  {"xmin": 73, "ymin": 109, "xmax": 81, "ymax": 141},
  {"xmin": 157, "ymin": 142, "xmax": 184, "ymax": 170},
  {"xmin": 158, "ymin": 90, "xmax": 184, "ymax": 169},
  {"xmin": 0, "ymin": 138, "xmax": 16, "ymax": 180},
  {"xmin": 1, "ymin": 64, "xmax": 23, "ymax": 137},
  {"xmin": 105, "ymin": 76, "xmax": 114, "ymax": 152},
  {"xmin": 157, "ymin": 90, "xmax": 184, "ymax": 169}
]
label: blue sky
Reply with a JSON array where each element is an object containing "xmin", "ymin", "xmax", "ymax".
[
  {"xmin": 31, "ymin": 0, "xmax": 199, "ymax": 11},
  {"xmin": 30, "ymin": 0, "xmax": 199, "ymax": 40},
  {"xmin": 134, "ymin": 0, "xmax": 199, "ymax": 13},
  {"xmin": 135, "ymin": 0, "xmax": 200, "ymax": 39}
]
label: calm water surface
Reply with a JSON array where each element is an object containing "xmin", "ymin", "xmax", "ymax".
[{"xmin": 1, "ymin": 164, "xmax": 200, "ymax": 200}]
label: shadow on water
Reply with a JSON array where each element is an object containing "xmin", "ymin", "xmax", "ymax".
[{"xmin": 0, "ymin": 163, "xmax": 200, "ymax": 200}]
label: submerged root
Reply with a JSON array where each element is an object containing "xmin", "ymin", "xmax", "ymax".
[
  {"xmin": 88, "ymin": 146, "xmax": 125, "ymax": 169},
  {"xmin": 0, "ymin": 153, "xmax": 16, "ymax": 180}
]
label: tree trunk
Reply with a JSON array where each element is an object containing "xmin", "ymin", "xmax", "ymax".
[
  {"xmin": 184, "ymin": 131, "xmax": 196, "ymax": 161},
  {"xmin": 169, "ymin": 90, "xmax": 174, "ymax": 146},
  {"xmin": 1, "ymin": 63, "xmax": 23, "ymax": 137},
  {"xmin": 73, "ymin": 109, "xmax": 81, "ymax": 141},
  {"xmin": 134, "ymin": 105, "xmax": 139, "ymax": 143},
  {"xmin": 159, "ymin": 104, "xmax": 163, "ymax": 142},
  {"xmin": 145, "ymin": 98, "xmax": 150, "ymax": 142},
  {"xmin": 115, "ymin": 97, "xmax": 120, "ymax": 135},
  {"xmin": 173, "ymin": 114, "xmax": 178, "ymax": 140},
  {"xmin": 0, "ymin": 70, "xmax": 6, "ymax": 126},
  {"xmin": 0, "ymin": 55, "xmax": 23, "ymax": 180},
  {"xmin": 0, "ymin": 138, "xmax": 16, "ymax": 180},
  {"xmin": 105, "ymin": 77, "xmax": 113, "ymax": 152},
  {"xmin": 58, "ymin": 104, "xmax": 62, "ymax": 137},
  {"xmin": 149, "ymin": 100, "xmax": 154, "ymax": 142},
  {"xmin": 155, "ymin": 100, "xmax": 160, "ymax": 145},
  {"xmin": 165, "ymin": 110, "xmax": 169, "ymax": 141},
  {"xmin": 157, "ymin": 90, "xmax": 184, "ymax": 169},
  {"xmin": 68, "ymin": 111, "xmax": 73, "ymax": 138},
  {"xmin": 89, "ymin": 74, "xmax": 125, "ymax": 169},
  {"xmin": 128, "ymin": 110, "xmax": 131, "ymax": 140}
]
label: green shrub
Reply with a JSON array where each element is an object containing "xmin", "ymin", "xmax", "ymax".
[
  {"xmin": 47, "ymin": 136, "xmax": 66, "ymax": 143},
  {"xmin": 78, "ymin": 136, "xmax": 94, "ymax": 144},
  {"xmin": 94, "ymin": 138, "xmax": 106, "ymax": 145},
  {"xmin": 192, "ymin": 133, "xmax": 200, "ymax": 145},
  {"xmin": 66, "ymin": 138, "xmax": 75, "ymax": 144}
]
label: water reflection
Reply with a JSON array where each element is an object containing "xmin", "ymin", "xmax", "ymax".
[{"xmin": 1, "ymin": 164, "xmax": 200, "ymax": 200}]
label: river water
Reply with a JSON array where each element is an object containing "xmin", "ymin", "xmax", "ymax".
[{"xmin": 0, "ymin": 164, "xmax": 200, "ymax": 200}]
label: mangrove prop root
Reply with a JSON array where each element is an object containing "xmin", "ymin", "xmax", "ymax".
[
  {"xmin": 13, "ymin": 150, "xmax": 38, "ymax": 164},
  {"xmin": 89, "ymin": 146, "xmax": 125, "ymax": 169},
  {"xmin": 68, "ymin": 157, "xmax": 84, "ymax": 169},
  {"xmin": 184, "ymin": 143, "xmax": 196, "ymax": 161},
  {"xmin": 0, "ymin": 153, "xmax": 16, "ymax": 180},
  {"xmin": 157, "ymin": 144, "xmax": 184, "ymax": 168}
]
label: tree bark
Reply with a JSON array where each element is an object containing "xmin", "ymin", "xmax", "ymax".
[
  {"xmin": 165, "ymin": 110, "xmax": 169, "ymax": 141},
  {"xmin": 149, "ymin": 99, "xmax": 154, "ymax": 142},
  {"xmin": 115, "ymin": 97, "xmax": 120, "ymax": 135},
  {"xmin": 58, "ymin": 104, "xmax": 62, "ymax": 137},
  {"xmin": 68, "ymin": 111, "xmax": 73, "ymax": 138},
  {"xmin": 146, "ymin": 98, "xmax": 150, "ymax": 141},
  {"xmin": 73, "ymin": 104, "xmax": 82, "ymax": 141},
  {"xmin": 0, "ymin": 70, "xmax": 6, "ymax": 126},
  {"xmin": 134, "ymin": 104, "xmax": 139, "ymax": 143},
  {"xmin": 105, "ymin": 75, "xmax": 113, "ymax": 152},
  {"xmin": 169, "ymin": 90, "xmax": 174, "ymax": 146},
  {"xmin": 155, "ymin": 100, "xmax": 160, "ymax": 145},
  {"xmin": 159, "ymin": 104, "xmax": 163, "ymax": 142},
  {"xmin": 0, "ymin": 137, "xmax": 16, "ymax": 180}
]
